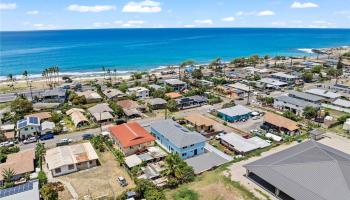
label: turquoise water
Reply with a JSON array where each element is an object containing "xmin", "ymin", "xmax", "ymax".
[{"xmin": 0, "ymin": 28, "xmax": 350, "ymax": 77}]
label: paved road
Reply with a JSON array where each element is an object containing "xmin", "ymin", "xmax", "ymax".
[{"xmin": 19, "ymin": 128, "xmax": 101, "ymax": 150}]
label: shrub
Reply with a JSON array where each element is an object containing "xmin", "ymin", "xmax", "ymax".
[
  {"xmin": 173, "ymin": 188, "xmax": 199, "ymax": 200},
  {"xmin": 38, "ymin": 171, "xmax": 48, "ymax": 187}
]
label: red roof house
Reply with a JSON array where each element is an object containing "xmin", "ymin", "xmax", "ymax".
[{"xmin": 109, "ymin": 122, "xmax": 155, "ymax": 156}]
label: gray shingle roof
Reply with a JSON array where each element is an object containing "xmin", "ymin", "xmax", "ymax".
[
  {"xmin": 275, "ymin": 95, "xmax": 320, "ymax": 108},
  {"xmin": 288, "ymin": 90, "xmax": 325, "ymax": 102},
  {"xmin": 305, "ymin": 88, "xmax": 342, "ymax": 99},
  {"xmin": 218, "ymin": 105, "xmax": 252, "ymax": 117},
  {"xmin": 244, "ymin": 140, "xmax": 350, "ymax": 200},
  {"xmin": 150, "ymin": 119, "xmax": 206, "ymax": 148}
]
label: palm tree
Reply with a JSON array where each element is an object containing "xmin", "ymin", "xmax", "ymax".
[
  {"xmin": 7, "ymin": 74, "xmax": 14, "ymax": 90},
  {"xmin": 23, "ymin": 70, "xmax": 33, "ymax": 100},
  {"xmin": 163, "ymin": 153, "xmax": 181, "ymax": 178},
  {"xmin": 35, "ymin": 143, "xmax": 46, "ymax": 170},
  {"xmin": 102, "ymin": 66, "xmax": 106, "ymax": 79},
  {"xmin": 2, "ymin": 168, "xmax": 15, "ymax": 184},
  {"xmin": 113, "ymin": 69, "xmax": 117, "ymax": 81}
]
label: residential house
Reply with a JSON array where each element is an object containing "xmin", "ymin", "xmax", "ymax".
[
  {"xmin": 165, "ymin": 92, "xmax": 182, "ymax": 99},
  {"xmin": 45, "ymin": 142, "xmax": 99, "ymax": 177},
  {"xmin": 329, "ymin": 83, "xmax": 350, "ymax": 94},
  {"xmin": 126, "ymin": 87, "xmax": 149, "ymax": 99},
  {"xmin": 305, "ymin": 88, "xmax": 342, "ymax": 102},
  {"xmin": 164, "ymin": 79, "xmax": 187, "ymax": 92},
  {"xmin": 176, "ymin": 95, "xmax": 207, "ymax": 110},
  {"xmin": 109, "ymin": 122, "xmax": 155, "ymax": 156},
  {"xmin": 270, "ymin": 72, "xmax": 299, "ymax": 85},
  {"xmin": 288, "ymin": 90, "xmax": 325, "ymax": 104},
  {"xmin": 147, "ymin": 98, "xmax": 167, "ymax": 110},
  {"xmin": 184, "ymin": 114, "xmax": 218, "ymax": 135},
  {"xmin": 76, "ymin": 90, "xmax": 102, "ymax": 103},
  {"xmin": 16, "ymin": 117, "xmax": 41, "ymax": 140},
  {"xmin": 102, "ymin": 88, "xmax": 126, "ymax": 100},
  {"xmin": 256, "ymin": 78, "xmax": 288, "ymax": 89},
  {"xmin": 40, "ymin": 88, "xmax": 67, "ymax": 103},
  {"xmin": 227, "ymin": 83, "xmax": 254, "ymax": 97},
  {"xmin": 0, "ymin": 149, "xmax": 35, "ymax": 186},
  {"xmin": 25, "ymin": 112, "xmax": 52, "ymax": 123},
  {"xmin": 66, "ymin": 108, "xmax": 89, "ymax": 128},
  {"xmin": 244, "ymin": 141, "xmax": 350, "ymax": 200},
  {"xmin": 220, "ymin": 133, "xmax": 270, "ymax": 155},
  {"xmin": 148, "ymin": 84, "xmax": 164, "ymax": 91},
  {"xmin": 149, "ymin": 119, "xmax": 206, "ymax": 159},
  {"xmin": 262, "ymin": 112, "xmax": 299, "ymax": 135},
  {"xmin": 273, "ymin": 95, "xmax": 319, "ymax": 116},
  {"xmin": 88, "ymin": 103, "xmax": 114, "ymax": 125},
  {"xmin": 40, "ymin": 121, "xmax": 55, "ymax": 135},
  {"xmin": 217, "ymin": 105, "xmax": 252, "ymax": 122},
  {"xmin": 0, "ymin": 124, "xmax": 15, "ymax": 141},
  {"xmin": 117, "ymin": 100, "xmax": 144, "ymax": 118},
  {"xmin": 0, "ymin": 180, "xmax": 39, "ymax": 200}
]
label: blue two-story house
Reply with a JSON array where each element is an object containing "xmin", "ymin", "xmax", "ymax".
[{"xmin": 149, "ymin": 119, "xmax": 206, "ymax": 159}]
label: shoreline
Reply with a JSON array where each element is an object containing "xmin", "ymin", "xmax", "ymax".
[{"xmin": 0, "ymin": 46, "xmax": 349, "ymax": 86}]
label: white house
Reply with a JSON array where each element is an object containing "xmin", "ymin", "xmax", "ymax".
[
  {"xmin": 16, "ymin": 117, "xmax": 41, "ymax": 140},
  {"xmin": 126, "ymin": 87, "xmax": 149, "ymax": 98},
  {"xmin": 41, "ymin": 121, "xmax": 55, "ymax": 135},
  {"xmin": 45, "ymin": 142, "xmax": 99, "ymax": 177}
]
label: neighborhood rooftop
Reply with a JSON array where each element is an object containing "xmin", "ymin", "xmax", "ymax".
[
  {"xmin": 218, "ymin": 105, "xmax": 252, "ymax": 117},
  {"xmin": 150, "ymin": 119, "xmax": 206, "ymax": 148},
  {"xmin": 244, "ymin": 140, "xmax": 350, "ymax": 200},
  {"xmin": 288, "ymin": 90, "xmax": 325, "ymax": 102},
  {"xmin": 275, "ymin": 95, "xmax": 319, "ymax": 108},
  {"xmin": 305, "ymin": 88, "xmax": 342, "ymax": 99}
]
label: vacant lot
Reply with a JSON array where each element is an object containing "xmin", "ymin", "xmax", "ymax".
[
  {"xmin": 59, "ymin": 150, "xmax": 135, "ymax": 199},
  {"xmin": 165, "ymin": 169, "xmax": 260, "ymax": 200}
]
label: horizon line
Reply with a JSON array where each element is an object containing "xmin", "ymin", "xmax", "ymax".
[{"xmin": 1, "ymin": 26, "xmax": 350, "ymax": 33}]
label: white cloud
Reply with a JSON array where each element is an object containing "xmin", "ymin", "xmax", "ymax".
[
  {"xmin": 194, "ymin": 19, "xmax": 213, "ymax": 24},
  {"xmin": 113, "ymin": 20, "xmax": 123, "ymax": 24},
  {"xmin": 236, "ymin": 11, "xmax": 255, "ymax": 16},
  {"xmin": 26, "ymin": 10, "xmax": 39, "ymax": 15},
  {"xmin": 122, "ymin": 0, "xmax": 161, "ymax": 13},
  {"xmin": 334, "ymin": 10, "xmax": 350, "ymax": 15},
  {"xmin": 67, "ymin": 4, "xmax": 116, "ymax": 13},
  {"xmin": 291, "ymin": 2, "xmax": 319, "ymax": 9},
  {"xmin": 257, "ymin": 10, "xmax": 275, "ymax": 16},
  {"xmin": 93, "ymin": 22, "xmax": 111, "ymax": 27},
  {"xmin": 271, "ymin": 21, "xmax": 287, "ymax": 26},
  {"xmin": 33, "ymin": 23, "xmax": 58, "ymax": 30},
  {"xmin": 221, "ymin": 17, "xmax": 235, "ymax": 22},
  {"xmin": 0, "ymin": 3, "xmax": 16, "ymax": 10}
]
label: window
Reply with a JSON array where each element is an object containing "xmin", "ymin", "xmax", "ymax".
[
  {"xmin": 190, "ymin": 144, "xmax": 194, "ymax": 147},
  {"xmin": 55, "ymin": 168, "xmax": 61, "ymax": 173},
  {"xmin": 182, "ymin": 153, "xmax": 187, "ymax": 157},
  {"xmin": 182, "ymin": 146, "xmax": 188, "ymax": 149},
  {"xmin": 89, "ymin": 161, "xmax": 93, "ymax": 164},
  {"xmin": 24, "ymin": 128, "xmax": 28, "ymax": 131},
  {"xmin": 68, "ymin": 164, "xmax": 74, "ymax": 170}
]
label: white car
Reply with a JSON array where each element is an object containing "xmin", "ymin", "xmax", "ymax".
[
  {"xmin": 23, "ymin": 137, "xmax": 37, "ymax": 144},
  {"xmin": 0, "ymin": 141, "xmax": 14, "ymax": 147},
  {"xmin": 61, "ymin": 138, "xmax": 73, "ymax": 143}
]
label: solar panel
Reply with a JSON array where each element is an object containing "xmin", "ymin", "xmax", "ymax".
[
  {"xmin": 29, "ymin": 117, "xmax": 39, "ymax": 125},
  {"xmin": 0, "ymin": 182, "xmax": 33, "ymax": 198},
  {"xmin": 18, "ymin": 120, "xmax": 28, "ymax": 129}
]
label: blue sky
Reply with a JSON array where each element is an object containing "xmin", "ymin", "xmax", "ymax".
[{"xmin": 1, "ymin": 0, "xmax": 349, "ymax": 31}]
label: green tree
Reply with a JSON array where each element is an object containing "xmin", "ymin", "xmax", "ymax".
[
  {"xmin": 283, "ymin": 111, "xmax": 300, "ymax": 121},
  {"xmin": 167, "ymin": 99, "xmax": 178, "ymax": 112},
  {"xmin": 163, "ymin": 153, "xmax": 195, "ymax": 187},
  {"xmin": 10, "ymin": 97, "xmax": 33, "ymax": 119},
  {"xmin": 191, "ymin": 69, "xmax": 203, "ymax": 79},
  {"xmin": 90, "ymin": 135, "xmax": 105, "ymax": 152},
  {"xmin": 118, "ymin": 82, "xmax": 129, "ymax": 93},
  {"xmin": 311, "ymin": 65, "xmax": 322, "ymax": 74},
  {"xmin": 113, "ymin": 148, "xmax": 125, "ymax": 166},
  {"xmin": 40, "ymin": 183, "xmax": 58, "ymax": 200},
  {"xmin": 302, "ymin": 72, "xmax": 313, "ymax": 83},
  {"xmin": 35, "ymin": 143, "xmax": 46, "ymax": 170},
  {"xmin": 51, "ymin": 112, "xmax": 63, "ymax": 123},
  {"xmin": 303, "ymin": 106, "xmax": 318, "ymax": 119},
  {"xmin": 38, "ymin": 171, "xmax": 48, "ymax": 187},
  {"xmin": 108, "ymin": 100, "xmax": 124, "ymax": 117},
  {"xmin": 0, "ymin": 153, "xmax": 7, "ymax": 163},
  {"xmin": 134, "ymin": 179, "xmax": 165, "ymax": 200}
]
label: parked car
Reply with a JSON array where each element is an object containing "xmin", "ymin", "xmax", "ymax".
[
  {"xmin": 23, "ymin": 136, "xmax": 37, "ymax": 144},
  {"xmin": 215, "ymin": 132, "xmax": 225, "ymax": 140},
  {"xmin": 61, "ymin": 138, "xmax": 73, "ymax": 143},
  {"xmin": 82, "ymin": 133, "xmax": 94, "ymax": 140},
  {"xmin": 117, "ymin": 176, "xmax": 128, "ymax": 187},
  {"xmin": 40, "ymin": 133, "xmax": 54, "ymax": 141},
  {"xmin": 0, "ymin": 141, "xmax": 14, "ymax": 147}
]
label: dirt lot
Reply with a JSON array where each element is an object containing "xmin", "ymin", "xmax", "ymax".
[
  {"xmin": 166, "ymin": 170, "xmax": 260, "ymax": 200},
  {"xmin": 59, "ymin": 150, "xmax": 135, "ymax": 199}
]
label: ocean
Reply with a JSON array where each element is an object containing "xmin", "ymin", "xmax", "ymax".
[{"xmin": 1, "ymin": 28, "xmax": 350, "ymax": 78}]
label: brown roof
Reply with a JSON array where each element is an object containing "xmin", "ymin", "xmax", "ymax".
[
  {"xmin": 117, "ymin": 100, "xmax": 140, "ymax": 110},
  {"xmin": 25, "ymin": 112, "xmax": 52, "ymax": 121},
  {"xmin": 4, "ymin": 131, "xmax": 15, "ymax": 140},
  {"xmin": 0, "ymin": 149, "xmax": 35, "ymax": 181},
  {"xmin": 264, "ymin": 112, "xmax": 299, "ymax": 131},
  {"xmin": 185, "ymin": 114, "xmax": 216, "ymax": 127},
  {"xmin": 165, "ymin": 92, "xmax": 182, "ymax": 99}
]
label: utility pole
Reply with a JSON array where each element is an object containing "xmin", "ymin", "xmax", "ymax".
[{"xmin": 246, "ymin": 83, "xmax": 251, "ymax": 105}]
